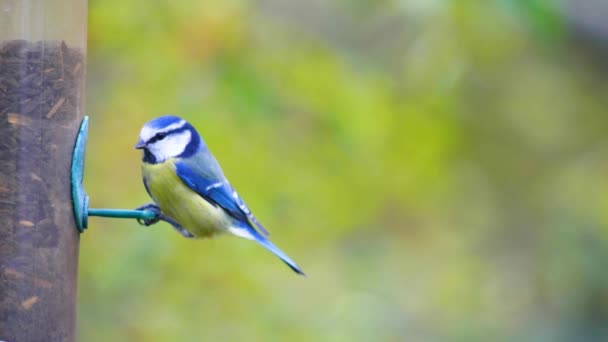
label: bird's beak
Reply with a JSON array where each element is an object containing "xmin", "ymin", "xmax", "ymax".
[{"xmin": 134, "ymin": 139, "xmax": 146, "ymax": 149}]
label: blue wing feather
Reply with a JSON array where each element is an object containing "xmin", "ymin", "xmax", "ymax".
[{"xmin": 175, "ymin": 160, "xmax": 269, "ymax": 237}]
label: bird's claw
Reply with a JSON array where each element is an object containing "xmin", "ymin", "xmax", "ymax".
[
  {"xmin": 135, "ymin": 203, "xmax": 162, "ymax": 226},
  {"xmin": 135, "ymin": 203, "xmax": 195, "ymax": 239}
]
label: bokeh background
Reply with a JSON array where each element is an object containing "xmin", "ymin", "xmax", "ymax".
[{"xmin": 79, "ymin": 1, "xmax": 608, "ymax": 341}]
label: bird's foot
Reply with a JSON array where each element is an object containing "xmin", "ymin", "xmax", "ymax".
[
  {"xmin": 135, "ymin": 203, "xmax": 162, "ymax": 226},
  {"xmin": 135, "ymin": 203, "xmax": 195, "ymax": 239}
]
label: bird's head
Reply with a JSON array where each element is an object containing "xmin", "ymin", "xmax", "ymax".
[{"xmin": 135, "ymin": 115, "xmax": 202, "ymax": 163}]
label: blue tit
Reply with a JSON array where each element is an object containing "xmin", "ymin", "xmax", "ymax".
[{"xmin": 134, "ymin": 115, "xmax": 305, "ymax": 275}]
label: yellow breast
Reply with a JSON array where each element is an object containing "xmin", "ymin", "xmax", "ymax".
[{"xmin": 141, "ymin": 159, "xmax": 232, "ymax": 238}]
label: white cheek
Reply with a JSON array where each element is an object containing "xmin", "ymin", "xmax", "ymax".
[{"xmin": 148, "ymin": 131, "xmax": 191, "ymax": 162}]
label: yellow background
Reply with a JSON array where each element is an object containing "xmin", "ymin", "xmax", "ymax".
[{"xmin": 79, "ymin": 1, "xmax": 608, "ymax": 341}]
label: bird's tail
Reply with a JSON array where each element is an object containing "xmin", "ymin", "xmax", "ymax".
[
  {"xmin": 255, "ymin": 237, "xmax": 306, "ymax": 276},
  {"xmin": 229, "ymin": 225, "xmax": 306, "ymax": 276}
]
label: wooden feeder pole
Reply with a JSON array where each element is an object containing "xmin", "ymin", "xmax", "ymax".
[{"xmin": 0, "ymin": 1, "xmax": 88, "ymax": 341}]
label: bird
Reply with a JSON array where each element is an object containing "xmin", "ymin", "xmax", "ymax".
[{"xmin": 134, "ymin": 115, "xmax": 305, "ymax": 275}]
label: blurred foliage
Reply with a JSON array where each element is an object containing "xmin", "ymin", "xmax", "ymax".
[{"xmin": 80, "ymin": 0, "xmax": 608, "ymax": 341}]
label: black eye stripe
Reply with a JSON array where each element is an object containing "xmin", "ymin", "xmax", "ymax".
[
  {"xmin": 148, "ymin": 134, "xmax": 162, "ymax": 144},
  {"xmin": 147, "ymin": 126, "xmax": 189, "ymax": 144}
]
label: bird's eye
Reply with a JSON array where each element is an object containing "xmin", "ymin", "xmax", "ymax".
[{"xmin": 156, "ymin": 132, "xmax": 167, "ymax": 140}]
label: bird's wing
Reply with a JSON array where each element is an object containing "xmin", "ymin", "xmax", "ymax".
[{"xmin": 174, "ymin": 160, "xmax": 269, "ymax": 237}]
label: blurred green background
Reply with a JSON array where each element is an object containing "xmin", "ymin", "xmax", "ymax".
[{"xmin": 79, "ymin": 0, "xmax": 608, "ymax": 341}]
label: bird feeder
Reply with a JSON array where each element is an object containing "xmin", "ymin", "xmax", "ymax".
[
  {"xmin": 0, "ymin": 1, "xmax": 87, "ymax": 341},
  {"xmin": 0, "ymin": 3, "xmax": 167, "ymax": 340}
]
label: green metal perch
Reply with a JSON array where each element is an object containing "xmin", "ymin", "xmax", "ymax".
[{"xmin": 71, "ymin": 116, "xmax": 158, "ymax": 232}]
